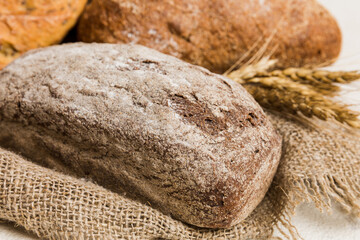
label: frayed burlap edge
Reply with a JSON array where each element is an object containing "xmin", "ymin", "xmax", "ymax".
[{"xmin": 268, "ymin": 112, "xmax": 360, "ymax": 239}]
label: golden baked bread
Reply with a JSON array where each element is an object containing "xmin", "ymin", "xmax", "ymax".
[
  {"xmin": 78, "ymin": 0, "xmax": 342, "ymax": 73},
  {"xmin": 0, "ymin": 0, "xmax": 87, "ymax": 69}
]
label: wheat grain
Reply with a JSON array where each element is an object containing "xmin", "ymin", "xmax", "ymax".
[
  {"xmin": 248, "ymin": 68, "xmax": 360, "ymax": 95},
  {"xmin": 225, "ymin": 57, "xmax": 277, "ymax": 82},
  {"xmin": 252, "ymin": 68, "xmax": 360, "ymax": 83},
  {"xmin": 242, "ymin": 83, "xmax": 360, "ymax": 128},
  {"xmin": 224, "ymin": 61, "xmax": 360, "ymax": 129}
]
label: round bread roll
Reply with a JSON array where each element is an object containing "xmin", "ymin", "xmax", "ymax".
[
  {"xmin": 0, "ymin": 0, "xmax": 87, "ymax": 69},
  {"xmin": 0, "ymin": 43, "xmax": 282, "ymax": 228},
  {"xmin": 77, "ymin": 0, "xmax": 342, "ymax": 73}
]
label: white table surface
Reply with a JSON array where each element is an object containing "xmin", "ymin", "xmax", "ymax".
[{"xmin": 1, "ymin": 0, "xmax": 360, "ymax": 239}]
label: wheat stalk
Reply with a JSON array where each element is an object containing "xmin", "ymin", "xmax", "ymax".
[
  {"xmin": 247, "ymin": 68, "xmax": 360, "ymax": 96},
  {"xmin": 224, "ymin": 60, "xmax": 360, "ymax": 129}
]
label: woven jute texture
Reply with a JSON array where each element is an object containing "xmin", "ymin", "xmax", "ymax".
[{"xmin": 0, "ymin": 112, "xmax": 359, "ymax": 239}]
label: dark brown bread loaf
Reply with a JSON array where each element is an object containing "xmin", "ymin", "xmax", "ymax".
[
  {"xmin": 0, "ymin": 43, "xmax": 282, "ymax": 228},
  {"xmin": 77, "ymin": 0, "xmax": 342, "ymax": 73}
]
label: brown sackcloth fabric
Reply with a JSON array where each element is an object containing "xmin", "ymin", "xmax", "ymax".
[{"xmin": 0, "ymin": 112, "xmax": 359, "ymax": 239}]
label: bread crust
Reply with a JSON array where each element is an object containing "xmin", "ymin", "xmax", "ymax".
[
  {"xmin": 78, "ymin": 0, "xmax": 341, "ymax": 73},
  {"xmin": 0, "ymin": 0, "xmax": 87, "ymax": 69},
  {"xmin": 0, "ymin": 43, "xmax": 282, "ymax": 228}
]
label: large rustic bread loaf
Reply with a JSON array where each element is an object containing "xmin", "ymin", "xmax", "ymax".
[
  {"xmin": 0, "ymin": 0, "xmax": 87, "ymax": 69},
  {"xmin": 77, "ymin": 0, "xmax": 341, "ymax": 73},
  {"xmin": 0, "ymin": 43, "xmax": 281, "ymax": 228}
]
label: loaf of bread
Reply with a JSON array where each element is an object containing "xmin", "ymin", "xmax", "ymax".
[
  {"xmin": 0, "ymin": 0, "xmax": 87, "ymax": 69},
  {"xmin": 0, "ymin": 43, "xmax": 282, "ymax": 228},
  {"xmin": 77, "ymin": 0, "xmax": 342, "ymax": 73}
]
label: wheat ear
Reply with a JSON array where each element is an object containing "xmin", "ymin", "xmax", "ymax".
[
  {"xmin": 224, "ymin": 60, "xmax": 360, "ymax": 129},
  {"xmin": 248, "ymin": 68, "xmax": 360, "ymax": 96}
]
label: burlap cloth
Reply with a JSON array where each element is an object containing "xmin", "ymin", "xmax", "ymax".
[{"xmin": 0, "ymin": 112, "xmax": 359, "ymax": 239}]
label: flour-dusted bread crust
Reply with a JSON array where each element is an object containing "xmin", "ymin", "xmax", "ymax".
[
  {"xmin": 0, "ymin": 0, "xmax": 87, "ymax": 69},
  {"xmin": 0, "ymin": 43, "xmax": 281, "ymax": 228},
  {"xmin": 77, "ymin": 0, "xmax": 341, "ymax": 73}
]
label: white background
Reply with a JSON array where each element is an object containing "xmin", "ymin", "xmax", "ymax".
[
  {"xmin": 275, "ymin": 1, "xmax": 360, "ymax": 239},
  {"xmin": 1, "ymin": 0, "xmax": 360, "ymax": 239}
]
